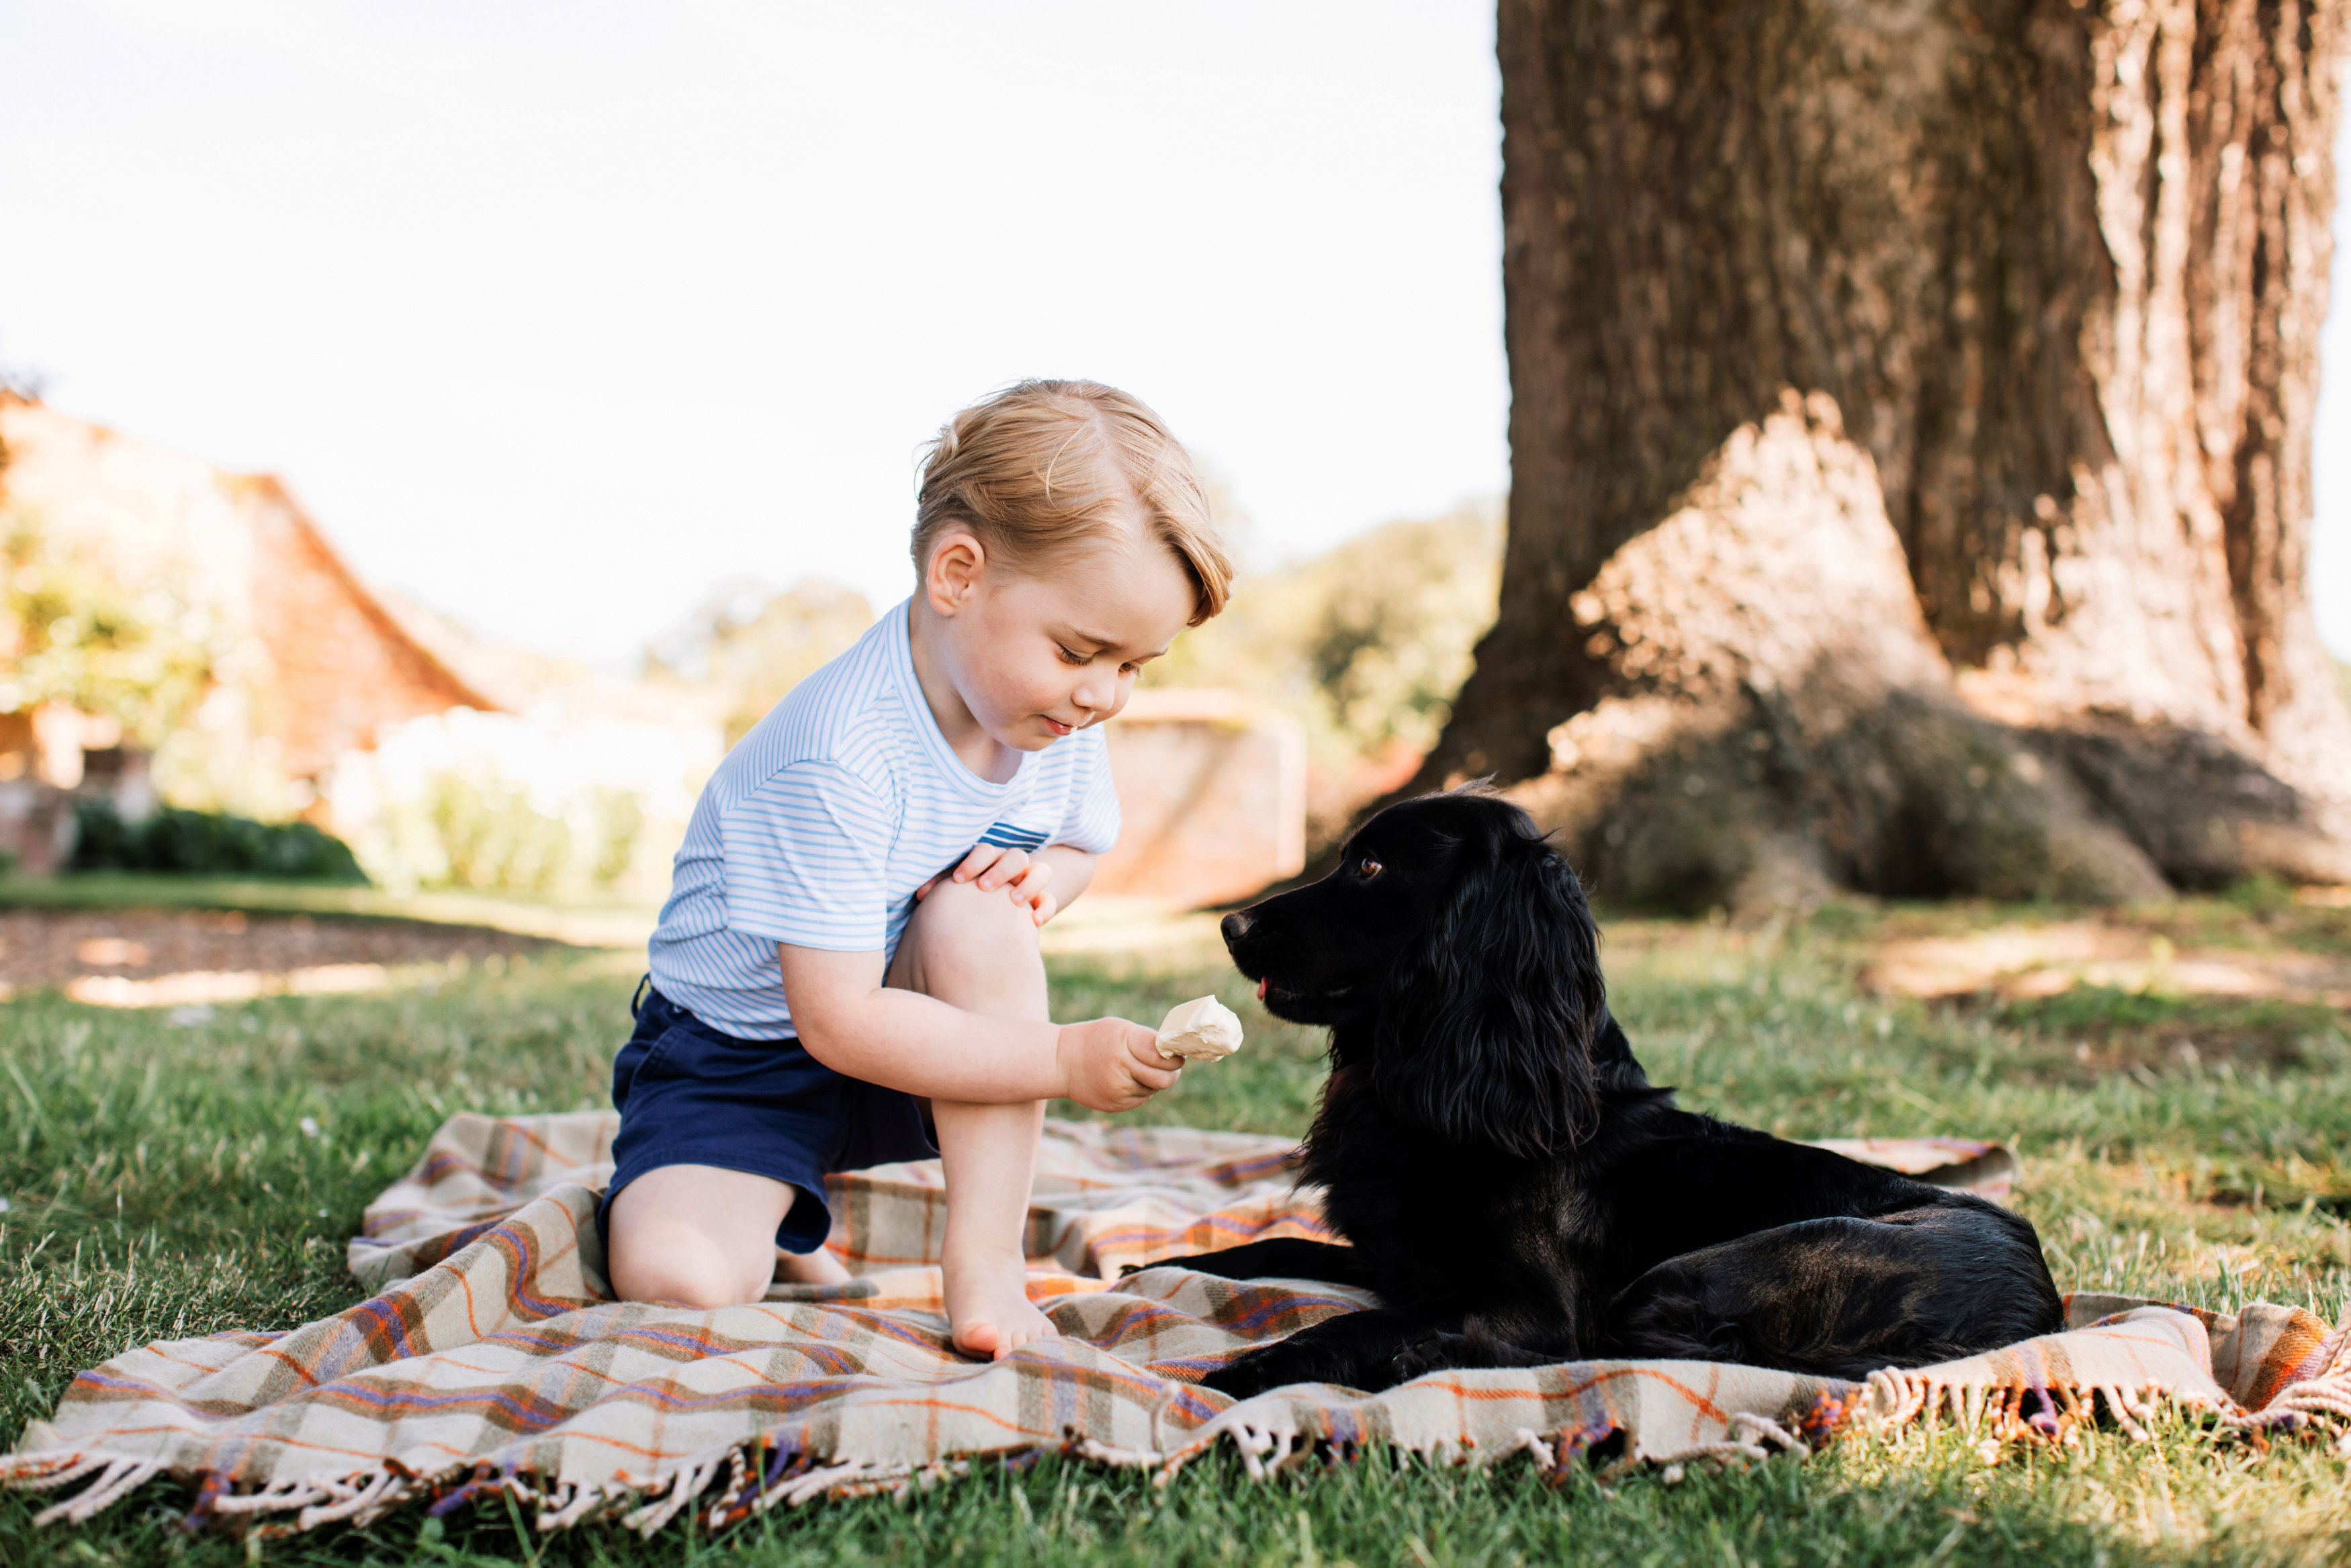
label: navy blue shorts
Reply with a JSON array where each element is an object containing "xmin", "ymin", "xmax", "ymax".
[{"xmin": 598, "ymin": 983, "xmax": 938, "ymax": 1253}]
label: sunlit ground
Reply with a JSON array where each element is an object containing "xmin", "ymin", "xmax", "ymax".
[{"xmin": 1, "ymin": 887, "xmax": 2346, "ymax": 1565}]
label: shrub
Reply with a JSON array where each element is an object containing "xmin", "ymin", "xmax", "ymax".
[
  {"xmin": 331, "ymin": 708, "xmax": 689, "ymax": 901},
  {"xmin": 414, "ymin": 776, "xmax": 643, "ymax": 897},
  {"xmin": 1147, "ymin": 500, "xmax": 1504, "ymax": 847},
  {"xmin": 69, "ymin": 800, "xmax": 367, "ymax": 882},
  {"xmin": 1, "ymin": 512, "xmax": 228, "ymax": 745}
]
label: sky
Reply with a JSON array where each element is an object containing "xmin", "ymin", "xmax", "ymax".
[
  {"xmin": 1, "ymin": 0, "xmax": 2347, "ymax": 669},
  {"xmin": 0, "ymin": 0, "xmax": 1507, "ymax": 667}
]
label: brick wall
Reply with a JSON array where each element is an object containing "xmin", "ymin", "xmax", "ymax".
[{"xmin": 1091, "ymin": 690, "xmax": 1306, "ymax": 908}]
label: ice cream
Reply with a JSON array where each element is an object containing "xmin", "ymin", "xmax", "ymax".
[{"xmin": 1155, "ymin": 995, "xmax": 1243, "ymax": 1062}]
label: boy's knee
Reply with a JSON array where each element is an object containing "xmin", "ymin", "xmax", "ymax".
[
  {"xmin": 605, "ymin": 1166, "xmax": 788, "ymax": 1307},
  {"xmin": 611, "ymin": 1250, "xmax": 757, "ymax": 1311},
  {"xmin": 907, "ymin": 878, "xmax": 1041, "ymax": 960},
  {"xmin": 897, "ymin": 878, "xmax": 1045, "ymax": 1005}
]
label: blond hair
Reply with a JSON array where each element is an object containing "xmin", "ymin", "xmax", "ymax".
[{"xmin": 913, "ymin": 379, "xmax": 1233, "ymax": 625}]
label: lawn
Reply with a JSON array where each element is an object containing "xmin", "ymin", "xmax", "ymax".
[{"xmin": 1, "ymin": 893, "xmax": 2347, "ymax": 1565}]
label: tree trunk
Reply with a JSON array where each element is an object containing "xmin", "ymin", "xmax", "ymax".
[{"xmin": 1424, "ymin": 0, "xmax": 2351, "ymax": 905}]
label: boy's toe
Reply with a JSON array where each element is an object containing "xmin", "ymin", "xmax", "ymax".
[{"xmin": 952, "ymin": 1320, "xmax": 1004, "ymax": 1359}]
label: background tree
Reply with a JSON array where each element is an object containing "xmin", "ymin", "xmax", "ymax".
[
  {"xmin": 644, "ymin": 578, "xmax": 875, "ymax": 746},
  {"xmin": 1149, "ymin": 502, "xmax": 1504, "ymax": 849},
  {"xmin": 0, "ymin": 510, "xmax": 226, "ymax": 750},
  {"xmin": 1417, "ymin": 0, "xmax": 2351, "ymax": 907}
]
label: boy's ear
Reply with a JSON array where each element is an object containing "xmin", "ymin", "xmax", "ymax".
[{"xmin": 924, "ymin": 528, "xmax": 987, "ymax": 612}]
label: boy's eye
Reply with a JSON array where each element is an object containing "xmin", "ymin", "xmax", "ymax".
[{"xmin": 1056, "ymin": 645, "xmax": 1088, "ymax": 665}]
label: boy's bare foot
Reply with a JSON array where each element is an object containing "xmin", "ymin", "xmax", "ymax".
[
  {"xmin": 772, "ymin": 1246, "xmax": 853, "ymax": 1288},
  {"xmin": 943, "ymin": 1246, "xmax": 1056, "ymax": 1359}
]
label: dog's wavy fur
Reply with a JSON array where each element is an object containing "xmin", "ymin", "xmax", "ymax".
[{"xmin": 1162, "ymin": 790, "xmax": 2064, "ymax": 1399}]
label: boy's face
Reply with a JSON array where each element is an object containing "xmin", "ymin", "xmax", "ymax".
[{"xmin": 930, "ymin": 521, "xmax": 1197, "ymax": 751}]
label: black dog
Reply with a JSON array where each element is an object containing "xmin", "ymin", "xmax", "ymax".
[{"xmin": 1161, "ymin": 790, "xmax": 2062, "ymax": 1399}]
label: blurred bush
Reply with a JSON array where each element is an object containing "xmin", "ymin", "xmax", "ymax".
[
  {"xmin": 1, "ymin": 512, "xmax": 230, "ymax": 746},
  {"xmin": 328, "ymin": 708, "xmax": 707, "ymax": 902},
  {"xmin": 1149, "ymin": 500, "xmax": 1503, "ymax": 847},
  {"xmin": 70, "ymin": 800, "xmax": 366, "ymax": 882},
  {"xmin": 3, "ymin": 510, "xmax": 319, "ymax": 821},
  {"xmin": 645, "ymin": 578, "xmax": 875, "ymax": 745},
  {"xmin": 421, "ymin": 775, "xmax": 645, "ymax": 896}
]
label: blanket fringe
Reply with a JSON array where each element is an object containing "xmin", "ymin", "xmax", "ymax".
[
  {"xmin": 1860, "ymin": 1366, "xmax": 2194, "ymax": 1450},
  {"xmin": 3, "ymin": 1452, "xmax": 115, "ymax": 1495},
  {"xmin": 295, "ymin": 1469, "xmax": 412, "ymax": 1531},
  {"xmin": 29, "ymin": 1458, "xmax": 161, "ymax": 1526},
  {"xmin": 1664, "ymin": 1410, "xmax": 1808, "ymax": 1477},
  {"xmin": 2215, "ymin": 1363, "xmax": 2351, "ymax": 1438},
  {"xmin": 537, "ymin": 1479, "xmax": 615, "ymax": 1532},
  {"xmin": 9, "ymin": 1334, "xmax": 2349, "ymax": 1536},
  {"xmin": 619, "ymin": 1454, "xmax": 723, "ymax": 1537}
]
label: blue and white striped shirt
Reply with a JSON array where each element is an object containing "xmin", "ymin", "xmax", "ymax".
[{"xmin": 648, "ymin": 598, "xmax": 1121, "ymax": 1037}]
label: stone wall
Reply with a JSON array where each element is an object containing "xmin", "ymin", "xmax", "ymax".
[
  {"xmin": 0, "ymin": 778, "xmax": 75, "ymax": 876},
  {"xmin": 1091, "ymin": 690, "xmax": 1306, "ymax": 909}
]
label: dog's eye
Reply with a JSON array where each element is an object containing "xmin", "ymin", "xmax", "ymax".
[{"xmin": 1355, "ymin": 856, "xmax": 1383, "ymax": 879}]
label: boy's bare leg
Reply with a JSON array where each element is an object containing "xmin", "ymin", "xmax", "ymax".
[
  {"xmin": 776, "ymin": 1243, "xmax": 853, "ymax": 1285},
  {"xmin": 608, "ymin": 1163, "xmax": 804, "ymax": 1307},
  {"xmin": 928, "ymin": 1098, "xmax": 1049, "ymax": 1356},
  {"xmin": 887, "ymin": 878, "xmax": 1056, "ymax": 1358}
]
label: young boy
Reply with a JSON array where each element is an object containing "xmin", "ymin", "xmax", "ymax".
[{"xmin": 603, "ymin": 379, "xmax": 1233, "ymax": 1358}]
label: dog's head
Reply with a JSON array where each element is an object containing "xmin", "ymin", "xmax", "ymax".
[{"xmin": 1221, "ymin": 789, "xmax": 1607, "ymax": 1157}]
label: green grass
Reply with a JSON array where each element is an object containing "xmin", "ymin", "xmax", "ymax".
[{"xmin": 2, "ymin": 903, "xmax": 2348, "ymax": 1564}]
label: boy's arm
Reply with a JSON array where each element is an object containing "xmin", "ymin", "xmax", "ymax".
[
  {"xmin": 777, "ymin": 943, "xmax": 1171, "ymax": 1109},
  {"xmin": 1032, "ymin": 845, "xmax": 1095, "ymax": 917},
  {"xmin": 999, "ymin": 844, "xmax": 1094, "ymax": 925}
]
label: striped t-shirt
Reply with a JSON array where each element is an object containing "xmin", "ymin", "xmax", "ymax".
[{"xmin": 647, "ymin": 598, "xmax": 1122, "ymax": 1037}]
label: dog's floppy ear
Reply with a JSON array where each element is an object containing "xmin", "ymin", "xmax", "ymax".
[{"xmin": 1369, "ymin": 821, "xmax": 1605, "ymax": 1158}]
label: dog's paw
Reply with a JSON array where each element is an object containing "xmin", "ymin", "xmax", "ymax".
[
  {"xmin": 1384, "ymin": 1328, "xmax": 1556, "ymax": 1385},
  {"xmin": 1382, "ymin": 1330, "xmax": 1491, "ymax": 1385},
  {"xmin": 1198, "ymin": 1363, "xmax": 1270, "ymax": 1401},
  {"xmin": 1200, "ymin": 1350, "xmax": 1293, "ymax": 1401},
  {"xmin": 1381, "ymin": 1336, "xmax": 1448, "ymax": 1385}
]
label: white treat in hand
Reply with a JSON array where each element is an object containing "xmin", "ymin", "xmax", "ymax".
[{"xmin": 1156, "ymin": 995, "xmax": 1243, "ymax": 1062}]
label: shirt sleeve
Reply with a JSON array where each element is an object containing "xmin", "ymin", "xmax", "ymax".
[
  {"xmin": 1053, "ymin": 725, "xmax": 1122, "ymax": 857},
  {"xmin": 715, "ymin": 760, "xmax": 895, "ymax": 950}
]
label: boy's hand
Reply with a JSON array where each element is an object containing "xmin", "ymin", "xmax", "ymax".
[
  {"xmin": 917, "ymin": 844, "xmax": 1059, "ymax": 926},
  {"xmin": 1055, "ymin": 1017, "xmax": 1181, "ymax": 1112}
]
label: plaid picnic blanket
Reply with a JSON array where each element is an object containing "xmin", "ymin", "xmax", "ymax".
[{"xmin": 6, "ymin": 1113, "xmax": 2346, "ymax": 1536}]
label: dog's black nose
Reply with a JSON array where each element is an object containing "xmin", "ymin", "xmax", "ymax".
[{"xmin": 1220, "ymin": 911, "xmax": 1252, "ymax": 945}]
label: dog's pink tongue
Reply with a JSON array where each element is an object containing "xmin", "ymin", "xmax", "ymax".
[{"xmin": 1256, "ymin": 977, "xmax": 1268, "ymax": 1001}]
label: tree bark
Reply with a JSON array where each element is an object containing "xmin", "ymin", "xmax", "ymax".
[{"xmin": 1425, "ymin": 0, "xmax": 2351, "ymax": 904}]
